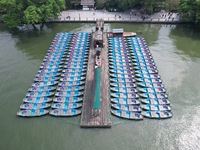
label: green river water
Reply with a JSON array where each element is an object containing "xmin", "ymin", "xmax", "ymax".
[{"xmin": 0, "ymin": 23, "xmax": 200, "ymax": 150}]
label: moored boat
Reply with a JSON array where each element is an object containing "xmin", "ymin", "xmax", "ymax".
[
  {"xmin": 58, "ymin": 81, "xmax": 85, "ymax": 86},
  {"xmin": 26, "ymin": 91, "xmax": 54, "ymax": 97},
  {"xmin": 32, "ymin": 81, "xmax": 58, "ymax": 87},
  {"xmin": 57, "ymin": 86, "xmax": 84, "ymax": 91},
  {"xmin": 53, "ymin": 97, "xmax": 83, "ymax": 103},
  {"xmin": 137, "ymin": 82, "xmax": 164, "ymax": 88},
  {"xmin": 17, "ymin": 109, "xmax": 49, "ymax": 117},
  {"xmin": 110, "ymin": 87, "xmax": 137, "ymax": 93},
  {"xmin": 55, "ymin": 91, "xmax": 84, "ymax": 97},
  {"xmin": 110, "ymin": 77, "xmax": 135, "ymax": 83},
  {"xmin": 141, "ymin": 104, "xmax": 171, "ymax": 111},
  {"xmin": 23, "ymin": 96, "xmax": 52, "ymax": 103},
  {"xmin": 111, "ymin": 103, "xmax": 141, "ymax": 112},
  {"xmin": 110, "ymin": 82, "xmax": 136, "ymax": 88},
  {"xmin": 141, "ymin": 98, "xmax": 170, "ymax": 105},
  {"xmin": 137, "ymin": 87, "xmax": 166, "ymax": 93},
  {"xmin": 139, "ymin": 93, "xmax": 168, "ymax": 99},
  {"xmin": 51, "ymin": 102, "xmax": 82, "ymax": 109},
  {"xmin": 111, "ymin": 98, "xmax": 140, "ymax": 105},
  {"xmin": 111, "ymin": 109, "xmax": 143, "ymax": 120},
  {"xmin": 60, "ymin": 76, "xmax": 86, "ymax": 82},
  {"xmin": 28, "ymin": 86, "xmax": 56, "ymax": 92},
  {"xmin": 141, "ymin": 111, "xmax": 172, "ymax": 119},
  {"xmin": 49, "ymin": 109, "xmax": 81, "ymax": 116},
  {"xmin": 20, "ymin": 103, "xmax": 51, "ymax": 109},
  {"xmin": 110, "ymin": 92, "xmax": 139, "ymax": 99}
]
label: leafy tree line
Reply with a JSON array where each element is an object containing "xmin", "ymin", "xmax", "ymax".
[
  {"xmin": 0, "ymin": 0, "xmax": 65, "ymax": 29},
  {"xmin": 179, "ymin": 0, "xmax": 200, "ymax": 23},
  {"xmin": 1, "ymin": 0, "xmax": 200, "ymax": 29},
  {"xmin": 95, "ymin": 0, "xmax": 199, "ymax": 23}
]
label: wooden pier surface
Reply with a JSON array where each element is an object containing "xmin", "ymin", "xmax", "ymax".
[{"xmin": 80, "ymin": 33, "xmax": 111, "ymax": 128}]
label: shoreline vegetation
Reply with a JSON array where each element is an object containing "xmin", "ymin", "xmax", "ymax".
[{"xmin": 0, "ymin": 0, "xmax": 199, "ymax": 30}]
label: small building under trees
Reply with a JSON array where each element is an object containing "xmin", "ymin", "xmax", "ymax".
[{"xmin": 81, "ymin": 0, "xmax": 95, "ymax": 10}]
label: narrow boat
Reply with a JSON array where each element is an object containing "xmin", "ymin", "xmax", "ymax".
[
  {"xmin": 49, "ymin": 109, "xmax": 81, "ymax": 116},
  {"xmin": 109, "ymin": 69, "xmax": 133, "ymax": 75},
  {"xmin": 111, "ymin": 103, "xmax": 141, "ymax": 112},
  {"xmin": 133, "ymin": 65, "xmax": 157, "ymax": 70},
  {"xmin": 109, "ymin": 65, "xmax": 132, "ymax": 71},
  {"xmin": 23, "ymin": 96, "xmax": 52, "ymax": 103},
  {"xmin": 109, "ymin": 62, "xmax": 130, "ymax": 67},
  {"xmin": 53, "ymin": 96, "xmax": 83, "ymax": 103},
  {"xmin": 110, "ymin": 87, "xmax": 137, "ymax": 93},
  {"xmin": 65, "ymin": 60, "xmax": 88, "ymax": 64},
  {"xmin": 28, "ymin": 86, "xmax": 56, "ymax": 92},
  {"xmin": 132, "ymin": 61, "xmax": 155, "ymax": 66},
  {"xmin": 141, "ymin": 98, "xmax": 170, "ymax": 105},
  {"xmin": 34, "ymin": 77, "xmax": 59, "ymax": 82},
  {"xmin": 141, "ymin": 104, "xmax": 171, "ymax": 111},
  {"xmin": 141, "ymin": 111, "xmax": 172, "ymax": 119},
  {"xmin": 137, "ymin": 82, "xmax": 164, "ymax": 88},
  {"xmin": 40, "ymin": 65, "xmax": 63, "ymax": 69},
  {"xmin": 26, "ymin": 91, "xmax": 54, "ymax": 97},
  {"xmin": 60, "ymin": 76, "xmax": 86, "ymax": 82},
  {"xmin": 110, "ymin": 82, "xmax": 136, "ymax": 88},
  {"xmin": 135, "ymin": 73, "xmax": 160, "ymax": 79},
  {"xmin": 110, "ymin": 92, "xmax": 139, "ymax": 99},
  {"xmin": 111, "ymin": 98, "xmax": 140, "ymax": 105},
  {"xmin": 135, "ymin": 78, "xmax": 162, "ymax": 83},
  {"xmin": 109, "ymin": 58, "xmax": 130, "ymax": 63},
  {"xmin": 109, "ymin": 73, "xmax": 133, "ymax": 79},
  {"xmin": 111, "ymin": 110, "xmax": 143, "ymax": 120},
  {"xmin": 134, "ymin": 69, "xmax": 158, "ymax": 74},
  {"xmin": 20, "ymin": 103, "xmax": 51, "ymax": 109},
  {"xmin": 57, "ymin": 86, "xmax": 84, "ymax": 91},
  {"xmin": 39, "ymin": 68, "xmax": 62, "ymax": 73},
  {"xmin": 110, "ymin": 77, "xmax": 135, "ymax": 83},
  {"xmin": 137, "ymin": 87, "xmax": 166, "ymax": 93},
  {"xmin": 55, "ymin": 91, "xmax": 84, "ymax": 97},
  {"xmin": 63, "ymin": 64, "xmax": 87, "ymax": 69},
  {"xmin": 61, "ymin": 72, "xmax": 86, "ymax": 77},
  {"xmin": 139, "ymin": 93, "xmax": 168, "ymax": 99},
  {"xmin": 51, "ymin": 102, "xmax": 82, "ymax": 109},
  {"xmin": 32, "ymin": 81, "xmax": 59, "ymax": 87},
  {"xmin": 131, "ymin": 57, "xmax": 154, "ymax": 63},
  {"xmin": 62, "ymin": 68, "xmax": 87, "ymax": 73},
  {"xmin": 17, "ymin": 109, "xmax": 49, "ymax": 117},
  {"xmin": 58, "ymin": 81, "xmax": 85, "ymax": 86},
  {"xmin": 41, "ymin": 61, "xmax": 64, "ymax": 66},
  {"xmin": 35, "ymin": 72, "xmax": 61, "ymax": 78},
  {"xmin": 130, "ymin": 51, "xmax": 152, "ymax": 57}
]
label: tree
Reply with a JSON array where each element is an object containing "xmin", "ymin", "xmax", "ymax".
[
  {"xmin": 165, "ymin": 0, "xmax": 179, "ymax": 12},
  {"xmin": 0, "ymin": 0, "xmax": 65, "ymax": 29},
  {"xmin": 179, "ymin": 0, "xmax": 200, "ymax": 23}
]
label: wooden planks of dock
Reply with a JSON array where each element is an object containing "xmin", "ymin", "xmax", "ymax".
[{"xmin": 80, "ymin": 33, "xmax": 111, "ymax": 128}]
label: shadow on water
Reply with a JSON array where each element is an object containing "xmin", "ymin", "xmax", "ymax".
[{"xmin": 169, "ymin": 24, "xmax": 200, "ymax": 59}]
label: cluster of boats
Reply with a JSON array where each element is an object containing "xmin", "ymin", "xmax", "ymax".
[
  {"xmin": 108, "ymin": 36, "xmax": 172, "ymax": 120},
  {"xmin": 17, "ymin": 32, "xmax": 91, "ymax": 117}
]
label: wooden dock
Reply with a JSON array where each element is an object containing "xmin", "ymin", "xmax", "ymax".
[{"xmin": 80, "ymin": 33, "xmax": 111, "ymax": 128}]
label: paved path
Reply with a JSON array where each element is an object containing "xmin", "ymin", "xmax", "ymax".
[{"xmin": 53, "ymin": 10, "xmax": 182, "ymax": 23}]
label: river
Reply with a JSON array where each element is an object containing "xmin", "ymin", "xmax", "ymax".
[{"xmin": 0, "ymin": 23, "xmax": 200, "ymax": 150}]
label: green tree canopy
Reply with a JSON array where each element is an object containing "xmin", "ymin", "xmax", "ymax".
[
  {"xmin": 0, "ymin": 0, "xmax": 65, "ymax": 29},
  {"xmin": 179, "ymin": 0, "xmax": 200, "ymax": 23}
]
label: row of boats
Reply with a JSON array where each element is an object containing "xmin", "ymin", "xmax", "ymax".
[
  {"xmin": 108, "ymin": 36, "xmax": 172, "ymax": 120},
  {"xmin": 17, "ymin": 32, "xmax": 91, "ymax": 117}
]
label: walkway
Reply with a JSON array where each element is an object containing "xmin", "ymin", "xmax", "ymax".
[{"xmin": 49, "ymin": 10, "xmax": 186, "ymax": 23}]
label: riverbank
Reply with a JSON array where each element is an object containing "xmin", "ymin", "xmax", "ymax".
[{"xmin": 48, "ymin": 10, "xmax": 193, "ymax": 24}]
